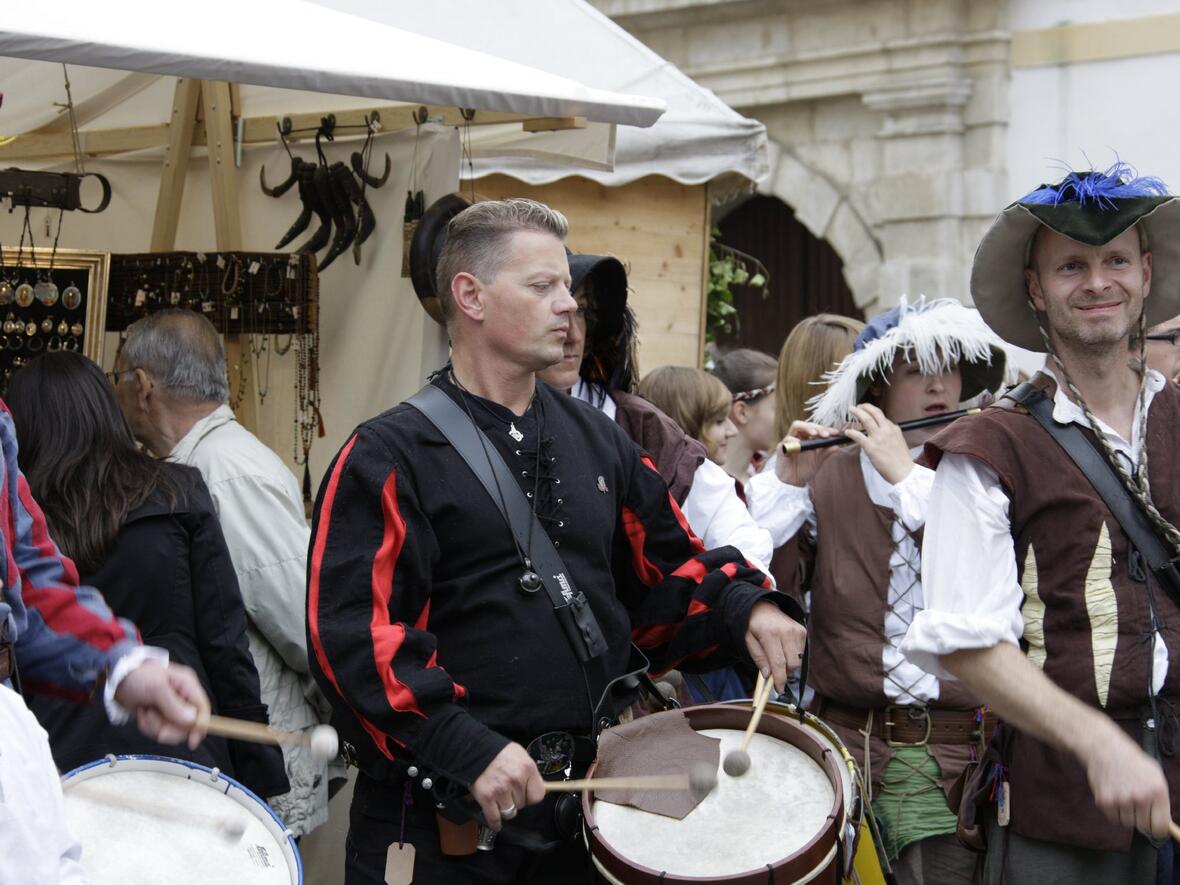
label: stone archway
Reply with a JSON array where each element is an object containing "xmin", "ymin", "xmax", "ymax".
[{"xmin": 761, "ymin": 144, "xmax": 883, "ymax": 313}]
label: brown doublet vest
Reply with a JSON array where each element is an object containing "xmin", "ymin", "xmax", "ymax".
[
  {"xmin": 807, "ymin": 448, "xmax": 979, "ymax": 794},
  {"xmin": 926, "ymin": 376, "xmax": 1180, "ymax": 851}
]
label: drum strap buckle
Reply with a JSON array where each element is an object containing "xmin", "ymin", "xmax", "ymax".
[{"xmin": 883, "ymin": 705, "xmax": 933, "ymax": 747}]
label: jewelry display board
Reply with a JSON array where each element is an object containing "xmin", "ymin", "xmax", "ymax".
[
  {"xmin": 106, "ymin": 251, "xmax": 322, "ymax": 482},
  {"xmin": 106, "ymin": 251, "xmax": 316, "ymax": 335},
  {"xmin": 0, "ymin": 247, "xmax": 110, "ymax": 391}
]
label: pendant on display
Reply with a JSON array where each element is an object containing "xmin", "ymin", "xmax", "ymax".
[
  {"xmin": 62, "ymin": 285, "xmax": 82, "ymax": 311},
  {"xmin": 70, "ymin": 322, "xmax": 84, "ymax": 338},
  {"xmin": 519, "ymin": 570, "xmax": 543, "ymax": 594},
  {"xmin": 40, "ymin": 316, "xmax": 54, "ymax": 335},
  {"xmin": 34, "ymin": 279, "xmax": 59, "ymax": 307},
  {"xmin": 57, "ymin": 320, "xmax": 69, "ymax": 337},
  {"xmin": 15, "ymin": 283, "xmax": 34, "ymax": 308},
  {"xmin": 24, "ymin": 322, "xmax": 36, "ymax": 337},
  {"xmin": 0, "ymin": 281, "xmax": 13, "ymax": 306}
]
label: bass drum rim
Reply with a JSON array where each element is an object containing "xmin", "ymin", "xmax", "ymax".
[{"xmin": 582, "ymin": 704, "xmax": 846, "ymax": 884}]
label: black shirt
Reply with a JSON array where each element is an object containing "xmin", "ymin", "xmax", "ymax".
[{"xmin": 307, "ymin": 372, "xmax": 789, "ymax": 786}]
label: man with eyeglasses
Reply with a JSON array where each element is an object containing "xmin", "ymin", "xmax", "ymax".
[{"xmin": 1146, "ymin": 314, "xmax": 1180, "ymax": 382}]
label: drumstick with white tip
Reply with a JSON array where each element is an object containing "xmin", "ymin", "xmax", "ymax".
[
  {"xmin": 723, "ymin": 673, "xmax": 773, "ymax": 777},
  {"xmin": 548, "ymin": 764, "xmax": 718, "ymax": 799},
  {"xmin": 200, "ymin": 714, "xmax": 339, "ymax": 762}
]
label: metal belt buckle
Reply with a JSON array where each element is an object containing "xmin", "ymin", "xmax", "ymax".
[
  {"xmin": 883, "ymin": 705, "xmax": 933, "ymax": 747},
  {"xmin": 526, "ymin": 731, "xmax": 576, "ymax": 780}
]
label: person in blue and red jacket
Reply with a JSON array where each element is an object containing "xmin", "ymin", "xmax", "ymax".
[
  {"xmin": 0, "ymin": 397, "xmax": 212, "ymax": 882},
  {"xmin": 308, "ymin": 198, "xmax": 807, "ymax": 885}
]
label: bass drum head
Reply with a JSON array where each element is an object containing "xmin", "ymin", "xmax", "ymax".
[
  {"xmin": 61, "ymin": 754, "xmax": 302, "ymax": 885},
  {"xmin": 584, "ymin": 705, "xmax": 845, "ymax": 884}
]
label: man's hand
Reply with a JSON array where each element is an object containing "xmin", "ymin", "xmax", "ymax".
[
  {"xmin": 1082, "ymin": 720, "xmax": 1171, "ymax": 840},
  {"xmin": 744, "ymin": 600, "xmax": 807, "ymax": 693},
  {"xmin": 844, "ymin": 404, "xmax": 914, "ymax": 486},
  {"xmin": 774, "ymin": 420, "xmax": 840, "ymax": 487},
  {"xmin": 470, "ymin": 742, "xmax": 546, "ymax": 831},
  {"xmin": 114, "ymin": 660, "xmax": 210, "ymax": 750}
]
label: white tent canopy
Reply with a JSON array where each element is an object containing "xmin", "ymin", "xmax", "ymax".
[
  {"xmin": 0, "ymin": 0, "xmax": 665, "ymax": 129},
  {"xmin": 315, "ymin": 0, "xmax": 768, "ymax": 188}
]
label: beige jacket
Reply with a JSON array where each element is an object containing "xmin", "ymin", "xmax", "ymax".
[{"xmin": 171, "ymin": 405, "xmax": 335, "ymax": 836}]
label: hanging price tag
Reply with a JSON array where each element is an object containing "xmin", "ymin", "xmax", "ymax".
[
  {"xmin": 134, "ymin": 289, "xmax": 146, "ymax": 307},
  {"xmin": 249, "ymin": 260, "xmax": 261, "ymax": 275},
  {"xmin": 384, "ymin": 842, "xmax": 415, "ymax": 885},
  {"xmin": 997, "ymin": 779, "xmax": 1010, "ymax": 827},
  {"xmin": 215, "ymin": 255, "xmax": 226, "ymax": 270}
]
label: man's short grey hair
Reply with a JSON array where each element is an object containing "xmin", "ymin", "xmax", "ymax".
[
  {"xmin": 122, "ymin": 309, "xmax": 230, "ymax": 404},
  {"xmin": 435, "ymin": 198, "xmax": 568, "ymax": 324}
]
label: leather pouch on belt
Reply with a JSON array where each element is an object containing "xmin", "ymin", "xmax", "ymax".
[
  {"xmin": 954, "ymin": 759, "xmax": 994, "ymax": 853},
  {"xmin": 436, "ymin": 815, "xmax": 479, "ymax": 856}
]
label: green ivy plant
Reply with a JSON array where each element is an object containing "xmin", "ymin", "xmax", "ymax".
[{"xmin": 706, "ymin": 228, "xmax": 769, "ymax": 345}]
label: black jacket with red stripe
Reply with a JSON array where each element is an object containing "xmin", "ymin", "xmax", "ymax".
[{"xmin": 307, "ymin": 375, "xmax": 795, "ymax": 788}]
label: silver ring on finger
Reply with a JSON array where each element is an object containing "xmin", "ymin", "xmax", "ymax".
[{"xmin": 500, "ymin": 803, "xmax": 517, "ymax": 820}]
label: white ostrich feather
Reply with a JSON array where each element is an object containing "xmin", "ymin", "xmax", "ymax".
[{"xmin": 806, "ymin": 296, "xmax": 1005, "ymax": 428}]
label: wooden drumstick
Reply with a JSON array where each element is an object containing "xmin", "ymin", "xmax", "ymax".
[
  {"xmin": 547, "ymin": 764, "xmax": 717, "ymax": 798},
  {"xmin": 722, "ymin": 674, "xmax": 773, "ymax": 777},
  {"xmin": 201, "ymin": 714, "xmax": 339, "ymax": 761}
]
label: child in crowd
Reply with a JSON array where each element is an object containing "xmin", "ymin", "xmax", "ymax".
[
  {"xmin": 637, "ymin": 366, "xmax": 738, "ymax": 471},
  {"xmin": 711, "ymin": 349, "xmax": 779, "ymax": 488},
  {"xmin": 747, "ymin": 298, "xmax": 1006, "ymax": 883}
]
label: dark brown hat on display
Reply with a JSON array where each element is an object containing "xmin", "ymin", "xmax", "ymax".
[{"xmin": 409, "ymin": 193, "xmax": 470, "ymax": 325}]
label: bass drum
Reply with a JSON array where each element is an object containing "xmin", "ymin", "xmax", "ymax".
[{"xmin": 61, "ymin": 754, "xmax": 302, "ymax": 885}]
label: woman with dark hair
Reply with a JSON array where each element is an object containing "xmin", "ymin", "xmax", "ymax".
[{"xmin": 7, "ymin": 352, "xmax": 288, "ymax": 803}]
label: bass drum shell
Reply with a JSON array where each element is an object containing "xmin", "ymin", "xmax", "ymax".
[{"xmin": 61, "ymin": 754, "xmax": 302, "ymax": 885}]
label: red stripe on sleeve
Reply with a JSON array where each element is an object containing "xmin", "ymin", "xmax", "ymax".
[
  {"xmin": 369, "ymin": 470, "xmax": 428, "ymax": 719},
  {"xmin": 640, "ymin": 455, "xmax": 705, "ymax": 554},
  {"xmin": 308, "ymin": 436, "xmax": 396, "ymax": 756},
  {"xmin": 622, "ymin": 505, "xmax": 665, "ymax": 586}
]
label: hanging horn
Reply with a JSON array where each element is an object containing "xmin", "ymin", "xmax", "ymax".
[{"xmin": 351, "ymin": 151, "xmax": 391, "ymax": 188}]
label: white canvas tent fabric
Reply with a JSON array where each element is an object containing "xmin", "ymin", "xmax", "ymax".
[
  {"xmin": 314, "ymin": 0, "xmax": 769, "ymax": 188},
  {"xmin": 0, "ymin": 0, "xmax": 665, "ymax": 128}
]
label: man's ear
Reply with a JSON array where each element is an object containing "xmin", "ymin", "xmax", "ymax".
[
  {"xmin": 1025, "ymin": 268, "xmax": 1046, "ymax": 313},
  {"xmin": 451, "ymin": 272, "xmax": 485, "ymax": 322},
  {"xmin": 1142, "ymin": 249, "xmax": 1153, "ymax": 302},
  {"xmin": 133, "ymin": 367, "xmax": 154, "ymax": 412}
]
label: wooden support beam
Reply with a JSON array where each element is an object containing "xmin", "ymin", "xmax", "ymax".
[
  {"xmin": 149, "ymin": 78, "xmax": 202, "ymax": 252},
  {"xmin": 201, "ymin": 80, "xmax": 255, "ymax": 433},
  {"xmin": 0, "ymin": 103, "xmax": 565, "ymax": 161},
  {"xmin": 202, "ymin": 80, "xmax": 242, "ymax": 251},
  {"xmin": 521, "ymin": 116, "xmax": 587, "ymax": 132}
]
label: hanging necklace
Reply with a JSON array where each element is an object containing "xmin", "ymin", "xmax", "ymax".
[
  {"xmin": 450, "ymin": 371, "xmax": 545, "ymax": 594},
  {"xmin": 450, "ymin": 367, "xmax": 535, "ymax": 443}
]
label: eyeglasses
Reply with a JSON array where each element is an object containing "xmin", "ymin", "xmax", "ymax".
[
  {"xmin": 105, "ymin": 367, "xmax": 136, "ymax": 386},
  {"xmin": 1146, "ymin": 332, "xmax": 1180, "ymax": 347}
]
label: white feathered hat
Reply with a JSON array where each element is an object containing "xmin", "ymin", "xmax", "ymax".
[{"xmin": 807, "ymin": 296, "xmax": 1008, "ymax": 428}]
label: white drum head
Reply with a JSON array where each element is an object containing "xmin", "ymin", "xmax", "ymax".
[
  {"xmin": 62, "ymin": 755, "xmax": 302, "ymax": 885},
  {"xmin": 592, "ymin": 727, "xmax": 836, "ymax": 879}
]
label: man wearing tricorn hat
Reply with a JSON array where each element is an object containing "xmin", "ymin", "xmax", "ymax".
[{"xmin": 902, "ymin": 162, "xmax": 1180, "ymax": 881}]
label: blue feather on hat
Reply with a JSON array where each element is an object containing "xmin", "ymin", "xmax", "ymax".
[{"xmin": 1020, "ymin": 161, "xmax": 1168, "ymax": 209}]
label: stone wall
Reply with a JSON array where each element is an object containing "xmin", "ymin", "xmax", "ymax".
[{"xmin": 592, "ymin": 0, "xmax": 1012, "ymax": 316}]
